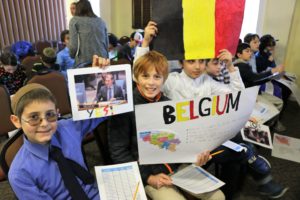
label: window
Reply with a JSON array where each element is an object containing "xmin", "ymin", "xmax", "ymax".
[{"xmin": 240, "ymin": 0, "xmax": 260, "ymax": 40}]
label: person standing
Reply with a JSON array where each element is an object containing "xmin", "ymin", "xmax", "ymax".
[{"xmin": 69, "ymin": 0, "xmax": 109, "ymax": 66}]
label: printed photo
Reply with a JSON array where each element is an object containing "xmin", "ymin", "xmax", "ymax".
[
  {"xmin": 67, "ymin": 65, "xmax": 133, "ymax": 121},
  {"xmin": 241, "ymin": 121, "xmax": 273, "ymax": 149}
]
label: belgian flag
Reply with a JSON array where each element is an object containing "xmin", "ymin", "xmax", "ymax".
[{"xmin": 152, "ymin": 0, "xmax": 246, "ymax": 60}]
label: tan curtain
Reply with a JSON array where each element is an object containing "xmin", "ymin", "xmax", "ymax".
[{"xmin": 0, "ymin": 0, "xmax": 67, "ymax": 49}]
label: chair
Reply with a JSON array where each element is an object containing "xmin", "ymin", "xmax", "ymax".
[
  {"xmin": 0, "ymin": 85, "xmax": 17, "ymax": 181},
  {"xmin": 35, "ymin": 40, "xmax": 52, "ymax": 55},
  {"xmin": 21, "ymin": 55, "xmax": 41, "ymax": 77},
  {"xmin": 111, "ymin": 58, "xmax": 131, "ymax": 66},
  {"xmin": 26, "ymin": 71, "xmax": 71, "ymax": 116},
  {"xmin": 0, "ymin": 85, "xmax": 15, "ymax": 139},
  {"xmin": 0, "ymin": 130, "xmax": 23, "ymax": 177}
]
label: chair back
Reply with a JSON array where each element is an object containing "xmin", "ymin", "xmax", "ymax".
[
  {"xmin": 21, "ymin": 55, "xmax": 41, "ymax": 77},
  {"xmin": 26, "ymin": 71, "xmax": 71, "ymax": 115},
  {"xmin": 0, "ymin": 85, "xmax": 15, "ymax": 137},
  {"xmin": 0, "ymin": 130, "xmax": 24, "ymax": 175},
  {"xmin": 110, "ymin": 58, "xmax": 131, "ymax": 66},
  {"xmin": 35, "ymin": 40, "xmax": 52, "ymax": 55}
]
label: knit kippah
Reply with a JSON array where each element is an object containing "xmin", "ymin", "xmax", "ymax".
[
  {"xmin": 41, "ymin": 47, "xmax": 56, "ymax": 64},
  {"xmin": 11, "ymin": 83, "xmax": 50, "ymax": 114}
]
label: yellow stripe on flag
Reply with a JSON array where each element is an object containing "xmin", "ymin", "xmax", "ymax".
[{"xmin": 182, "ymin": 0, "xmax": 216, "ymax": 59}]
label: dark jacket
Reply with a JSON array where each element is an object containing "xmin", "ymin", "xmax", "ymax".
[
  {"xmin": 234, "ymin": 59, "xmax": 273, "ymax": 88},
  {"xmin": 255, "ymin": 51, "xmax": 276, "ymax": 73},
  {"xmin": 108, "ymin": 88, "xmax": 179, "ymax": 185},
  {"xmin": 96, "ymin": 84, "xmax": 124, "ymax": 102}
]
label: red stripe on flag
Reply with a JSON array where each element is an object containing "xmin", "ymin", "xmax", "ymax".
[{"xmin": 215, "ymin": 0, "xmax": 246, "ymax": 57}]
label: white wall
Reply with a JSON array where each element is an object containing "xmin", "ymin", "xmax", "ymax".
[
  {"xmin": 257, "ymin": 0, "xmax": 296, "ymax": 64},
  {"xmin": 285, "ymin": 0, "xmax": 300, "ymax": 87}
]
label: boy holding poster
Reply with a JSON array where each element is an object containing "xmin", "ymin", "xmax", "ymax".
[
  {"xmin": 107, "ymin": 51, "xmax": 225, "ymax": 200},
  {"xmin": 135, "ymin": 21, "xmax": 288, "ymax": 199},
  {"xmin": 8, "ymin": 83, "xmax": 106, "ymax": 200}
]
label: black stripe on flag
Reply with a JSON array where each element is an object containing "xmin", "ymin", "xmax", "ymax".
[{"xmin": 151, "ymin": 0, "xmax": 184, "ymax": 60}]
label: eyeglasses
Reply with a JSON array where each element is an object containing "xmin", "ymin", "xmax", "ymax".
[{"xmin": 22, "ymin": 111, "xmax": 59, "ymax": 126}]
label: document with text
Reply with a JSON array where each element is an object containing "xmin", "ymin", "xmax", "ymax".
[
  {"xmin": 95, "ymin": 162, "xmax": 147, "ymax": 200},
  {"xmin": 171, "ymin": 164, "xmax": 225, "ymax": 194}
]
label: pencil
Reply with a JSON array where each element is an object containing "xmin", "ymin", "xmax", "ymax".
[
  {"xmin": 210, "ymin": 150, "xmax": 225, "ymax": 157},
  {"xmin": 132, "ymin": 181, "xmax": 140, "ymax": 200}
]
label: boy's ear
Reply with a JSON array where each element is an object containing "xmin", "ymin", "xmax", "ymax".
[
  {"xmin": 237, "ymin": 52, "xmax": 242, "ymax": 58},
  {"xmin": 10, "ymin": 115, "xmax": 21, "ymax": 129}
]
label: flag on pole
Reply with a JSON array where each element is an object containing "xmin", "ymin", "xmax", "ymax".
[{"xmin": 151, "ymin": 0, "xmax": 246, "ymax": 60}]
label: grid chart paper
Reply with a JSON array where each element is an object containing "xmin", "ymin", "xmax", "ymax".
[{"xmin": 95, "ymin": 162, "xmax": 147, "ymax": 200}]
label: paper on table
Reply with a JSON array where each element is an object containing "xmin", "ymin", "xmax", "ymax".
[
  {"xmin": 95, "ymin": 162, "xmax": 147, "ymax": 200},
  {"xmin": 222, "ymin": 140, "xmax": 245, "ymax": 152},
  {"xmin": 171, "ymin": 164, "xmax": 225, "ymax": 194},
  {"xmin": 272, "ymin": 133, "xmax": 300, "ymax": 164},
  {"xmin": 251, "ymin": 100, "xmax": 279, "ymax": 124}
]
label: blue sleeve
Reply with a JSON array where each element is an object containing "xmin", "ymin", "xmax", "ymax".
[
  {"xmin": 56, "ymin": 51, "xmax": 64, "ymax": 67},
  {"xmin": 79, "ymin": 117, "xmax": 107, "ymax": 139},
  {"xmin": 9, "ymin": 171, "xmax": 53, "ymax": 200}
]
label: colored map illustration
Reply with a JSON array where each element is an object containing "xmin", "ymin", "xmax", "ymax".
[{"xmin": 139, "ymin": 130, "xmax": 181, "ymax": 152}]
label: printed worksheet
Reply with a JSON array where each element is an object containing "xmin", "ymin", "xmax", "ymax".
[
  {"xmin": 95, "ymin": 162, "xmax": 147, "ymax": 200},
  {"xmin": 171, "ymin": 164, "xmax": 225, "ymax": 194}
]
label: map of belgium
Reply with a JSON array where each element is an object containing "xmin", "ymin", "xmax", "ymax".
[{"xmin": 139, "ymin": 130, "xmax": 181, "ymax": 152}]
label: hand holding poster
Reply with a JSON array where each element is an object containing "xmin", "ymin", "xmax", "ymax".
[
  {"xmin": 135, "ymin": 87, "xmax": 258, "ymax": 164},
  {"xmin": 67, "ymin": 64, "xmax": 133, "ymax": 121}
]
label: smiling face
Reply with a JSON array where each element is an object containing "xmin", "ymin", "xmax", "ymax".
[
  {"xmin": 11, "ymin": 100, "xmax": 58, "ymax": 145},
  {"xmin": 182, "ymin": 59, "xmax": 206, "ymax": 79},
  {"xmin": 137, "ymin": 66, "xmax": 164, "ymax": 99}
]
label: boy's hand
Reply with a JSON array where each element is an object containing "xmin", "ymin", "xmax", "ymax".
[
  {"xmin": 147, "ymin": 173, "xmax": 173, "ymax": 189},
  {"xmin": 217, "ymin": 49, "xmax": 235, "ymax": 72},
  {"xmin": 195, "ymin": 150, "xmax": 211, "ymax": 166},
  {"xmin": 271, "ymin": 64, "xmax": 285, "ymax": 74},
  {"xmin": 142, "ymin": 21, "xmax": 158, "ymax": 48},
  {"xmin": 92, "ymin": 55, "xmax": 110, "ymax": 69}
]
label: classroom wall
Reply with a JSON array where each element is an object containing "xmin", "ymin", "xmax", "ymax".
[
  {"xmin": 109, "ymin": 0, "xmax": 134, "ymax": 38},
  {"xmin": 285, "ymin": 0, "xmax": 300, "ymax": 87},
  {"xmin": 257, "ymin": 0, "xmax": 296, "ymax": 65}
]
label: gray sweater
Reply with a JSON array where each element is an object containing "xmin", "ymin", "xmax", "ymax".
[{"xmin": 69, "ymin": 16, "xmax": 109, "ymax": 67}]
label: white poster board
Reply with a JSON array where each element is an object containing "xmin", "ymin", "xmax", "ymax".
[
  {"xmin": 67, "ymin": 65, "xmax": 133, "ymax": 121},
  {"xmin": 135, "ymin": 87, "xmax": 259, "ymax": 164}
]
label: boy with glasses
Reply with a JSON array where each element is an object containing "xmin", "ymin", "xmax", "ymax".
[{"xmin": 9, "ymin": 83, "xmax": 106, "ymax": 200}]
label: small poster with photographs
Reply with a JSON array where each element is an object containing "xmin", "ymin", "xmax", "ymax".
[
  {"xmin": 67, "ymin": 64, "xmax": 133, "ymax": 121},
  {"xmin": 241, "ymin": 121, "xmax": 273, "ymax": 149}
]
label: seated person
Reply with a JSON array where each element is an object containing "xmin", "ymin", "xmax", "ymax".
[
  {"xmin": 135, "ymin": 21, "xmax": 288, "ymax": 199},
  {"xmin": 96, "ymin": 73, "xmax": 124, "ymax": 102},
  {"xmin": 234, "ymin": 43, "xmax": 284, "ymax": 88},
  {"xmin": 243, "ymin": 33, "xmax": 260, "ymax": 73},
  {"xmin": 0, "ymin": 52, "xmax": 27, "ymax": 94},
  {"xmin": 106, "ymin": 51, "xmax": 225, "ymax": 200},
  {"xmin": 56, "ymin": 30, "xmax": 75, "ymax": 71},
  {"xmin": 9, "ymin": 83, "xmax": 106, "ymax": 199},
  {"xmin": 30, "ymin": 47, "xmax": 60, "ymax": 78},
  {"xmin": 205, "ymin": 58, "xmax": 230, "ymax": 84},
  {"xmin": 108, "ymin": 33, "xmax": 121, "ymax": 61}
]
